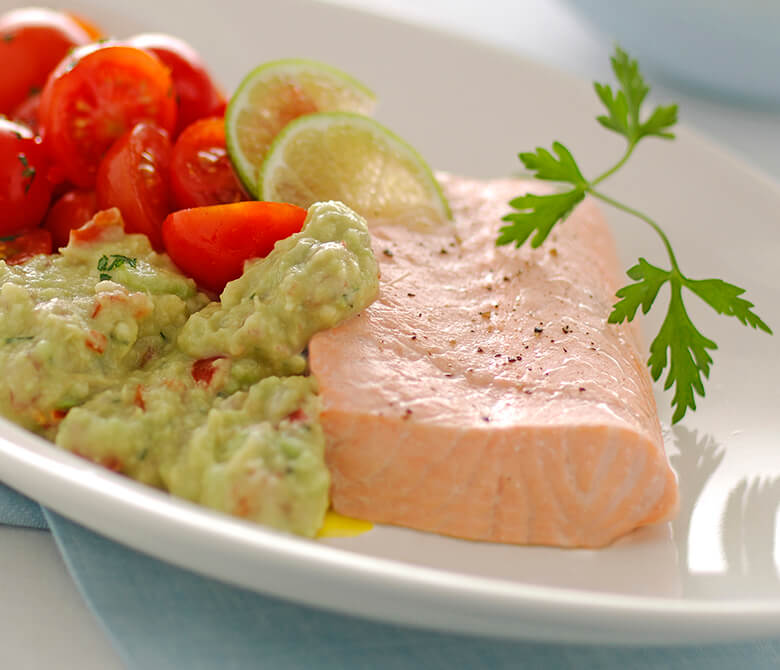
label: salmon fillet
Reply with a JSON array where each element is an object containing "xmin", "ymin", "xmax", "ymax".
[{"xmin": 308, "ymin": 174, "xmax": 678, "ymax": 548}]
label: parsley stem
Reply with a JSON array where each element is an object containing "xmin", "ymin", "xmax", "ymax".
[
  {"xmin": 587, "ymin": 188, "xmax": 681, "ymax": 273},
  {"xmin": 590, "ymin": 142, "xmax": 636, "ymax": 187}
]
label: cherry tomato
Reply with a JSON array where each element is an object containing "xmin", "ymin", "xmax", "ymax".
[
  {"xmin": 0, "ymin": 228, "xmax": 53, "ymax": 265},
  {"xmin": 39, "ymin": 44, "xmax": 177, "ymax": 188},
  {"xmin": 162, "ymin": 201, "xmax": 307, "ymax": 292},
  {"xmin": 0, "ymin": 8, "xmax": 90, "ymax": 114},
  {"xmin": 128, "ymin": 34, "xmax": 226, "ymax": 136},
  {"xmin": 170, "ymin": 117, "xmax": 246, "ymax": 209},
  {"xmin": 11, "ymin": 91, "xmax": 41, "ymax": 134},
  {"xmin": 0, "ymin": 120, "xmax": 53, "ymax": 235},
  {"xmin": 97, "ymin": 123, "xmax": 172, "ymax": 250},
  {"xmin": 44, "ymin": 189, "xmax": 99, "ymax": 249}
]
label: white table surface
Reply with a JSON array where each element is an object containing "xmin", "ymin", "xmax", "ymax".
[{"xmin": 3, "ymin": 1, "xmax": 778, "ymax": 668}]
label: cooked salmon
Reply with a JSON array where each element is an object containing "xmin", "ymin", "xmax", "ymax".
[{"xmin": 308, "ymin": 174, "xmax": 678, "ymax": 548}]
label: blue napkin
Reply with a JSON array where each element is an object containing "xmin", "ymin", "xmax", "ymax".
[
  {"xmin": 0, "ymin": 480, "xmax": 47, "ymax": 529},
  {"xmin": 2, "ymin": 480, "xmax": 780, "ymax": 670}
]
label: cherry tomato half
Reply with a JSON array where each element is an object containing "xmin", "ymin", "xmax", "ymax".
[
  {"xmin": 97, "ymin": 123, "xmax": 172, "ymax": 251},
  {"xmin": 0, "ymin": 228, "xmax": 52, "ymax": 265},
  {"xmin": 162, "ymin": 201, "xmax": 307, "ymax": 292},
  {"xmin": 44, "ymin": 189, "xmax": 99, "ymax": 249},
  {"xmin": 11, "ymin": 91, "xmax": 42, "ymax": 134},
  {"xmin": 39, "ymin": 44, "xmax": 177, "ymax": 188},
  {"xmin": 0, "ymin": 119, "xmax": 53, "ymax": 235},
  {"xmin": 128, "ymin": 33, "xmax": 226, "ymax": 136},
  {"xmin": 170, "ymin": 117, "xmax": 246, "ymax": 209},
  {"xmin": 0, "ymin": 8, "xmax": 91, "ymax": 114}
]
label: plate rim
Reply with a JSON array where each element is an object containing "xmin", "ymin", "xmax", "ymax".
[
  {"xmin": 1, "ymin": 0, "xmax": 780, "ymax": 645},
  {"xmin": 3, "ymin": 419, "xmax": 780, "ymax": 646}
]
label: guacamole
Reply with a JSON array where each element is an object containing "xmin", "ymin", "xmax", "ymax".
[{"xmin": 0, "ymin": 202, "xmax": 379, "ymax": 537}]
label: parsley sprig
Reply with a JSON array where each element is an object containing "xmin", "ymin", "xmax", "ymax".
[
  {"xmin": 97, "ymin": 254, "xmax": 137, "ymax": 281},
  {"xmin": 499, "ymin": 46, "xmax": 772, "ymax": 423}
]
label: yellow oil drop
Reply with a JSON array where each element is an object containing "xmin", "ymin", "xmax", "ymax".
[{"xmin": 317, "ymin": 509, "xmax": 373, "ymax": 538}]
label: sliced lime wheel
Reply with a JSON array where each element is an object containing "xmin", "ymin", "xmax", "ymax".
[
  {"xmin": 258, "ymin": 111, "xmax": 451, "ymax": 221},
  {"xmin": 225, "ymin": 59, "xmax": 376, "ymax": 197}
]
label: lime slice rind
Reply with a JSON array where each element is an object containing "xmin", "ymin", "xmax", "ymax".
[
  {"xmin": 225, "ymin": 58, "xmax": 377, "ymax": 198},
  {"xmin": 258, "ymin": 111, "xmax": 452, "ymax": 222}
]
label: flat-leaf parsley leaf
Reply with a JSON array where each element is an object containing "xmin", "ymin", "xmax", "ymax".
[
  {"xmin": 500, "ymin": 46, "xmax": 772, "ymax": 423},
  {"xmin": 97, "ymin": 254, "xmax": 137, "ymax": 282}
]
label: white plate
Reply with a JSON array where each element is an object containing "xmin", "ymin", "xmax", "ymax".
[{"xmin": 1, "ymin": 0, "xmax": 779, "ymax": 646}]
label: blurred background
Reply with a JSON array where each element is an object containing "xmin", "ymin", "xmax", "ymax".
[{"xmin": 324, "ymin": 0, "xmax": 780, "ymax": 180}]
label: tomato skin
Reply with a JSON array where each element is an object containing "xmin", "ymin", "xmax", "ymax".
[
  {"xmin": 0, "ymin": 119, "xmax": 53, "ymax": 235},
  {"xmin": 170, "ymin": 117, "xmax": 247, "ymax": 209},
  {"xmin": 162, "ymin": 201, "xmax": 307, "ymax": 292},
  {"xmin": 11, "ymin": 91, "xmax": 42, "ymax": 134},
  {"xmin": 39, "ymin": 44, "xmax": 177, "ymax": 188},
  {"xmin": 0, "ymin": 228, "xmax": 53, "ymax": 265},
  {"xmin": 44, "ymin": 189, "xmax": 99, "ymax": 249},
  {"xmin": 97, "ymin": 123, "xmax": 173, "ymax": 250},
  {"xmin": 128, "ymin": 34, "xmax": 226, "ymax": 136},
  {"xmin": 0, "ymin": 8, "xmax": 90, "ymax": 114}
]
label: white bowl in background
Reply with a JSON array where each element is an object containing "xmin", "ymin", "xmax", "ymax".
[{"xmin": 564, "ymin": 0, "xmax": 780, "ymax": 107}]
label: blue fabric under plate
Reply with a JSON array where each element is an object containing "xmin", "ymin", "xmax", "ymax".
[
  {"xmin": 2, "ymin": 481, "xmax": 780, "ymax": 669},
  {"xmin": 0, "ymin": 480, "xmax": 48, "ymax": 530}
]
